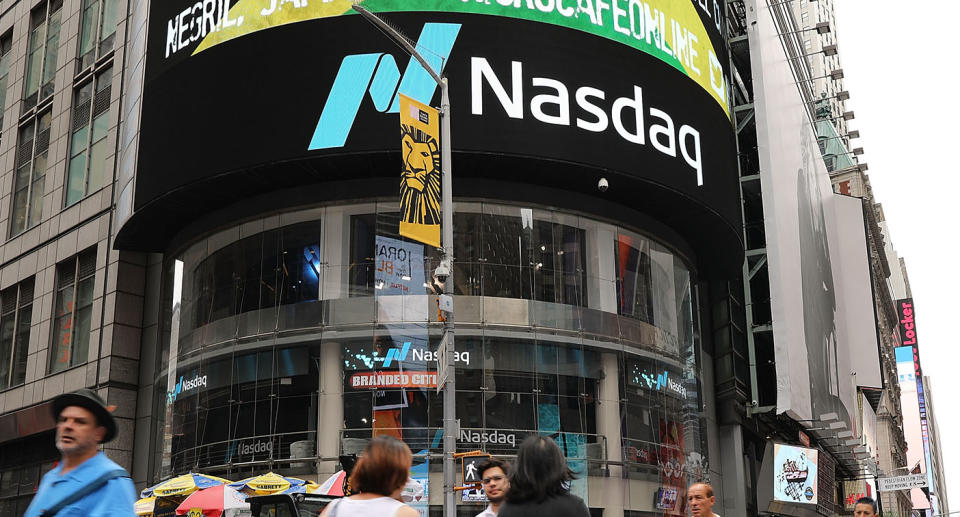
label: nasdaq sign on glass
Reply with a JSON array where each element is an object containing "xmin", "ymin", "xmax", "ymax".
[{"xmin": 308, "ymin": 23, "xmax": 461, "ymax": 150}]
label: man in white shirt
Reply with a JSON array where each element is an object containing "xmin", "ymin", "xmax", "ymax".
[
  {"xmin": 687, "ymin": 482, "xmax": 720, "ymax": 517},
  {"xmin": 475, "ymin": 457, "xmax": 510, "ymax": 517}
]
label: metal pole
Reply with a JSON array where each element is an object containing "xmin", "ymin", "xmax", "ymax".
[
  {"xmin": 440, "ymin": 77, "xmax": 457, "ymax": 517},
  {"xmin": 348, "ymin": 7, "xmax": 455, "ymax": 514}
]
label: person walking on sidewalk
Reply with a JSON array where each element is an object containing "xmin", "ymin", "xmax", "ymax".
[
  {"xmin": 320, "ymin": 436, "xmax": 418, "ymax": 517},
  {"xmin": 475, "ymin": 457, "xmax": 510, "ymax": 517},
  {"xmin": 687, "ymin": 482, "xmax": 720, "ymax": 517},
  {"xmin": 498, "ymin": 436, "xmax": 590, "ymax": 517},
  {"xmin": 24, "ymin": 388, "xmax": 136, "ymax": 517}
]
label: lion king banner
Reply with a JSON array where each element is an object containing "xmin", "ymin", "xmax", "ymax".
[{"xmin": 398, "ymin": 93, "xmax": 442, "ymax": 248}]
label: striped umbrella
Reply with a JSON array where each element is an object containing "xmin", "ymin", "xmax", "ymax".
[
  {"xmin": 279, "ymin": 482, "xmax": 320, "ymax": 494},
  {"xmin": 311, "ymin": 470, "xmax": 347, "ymax": 497},
  {"xmin": 175, "ymin": 485, "xmax": 249, "ymax": 517},
  {"xmin": 141, "ymin": 473, "xmax": 234, "ymax": 499},
  {"xmin": 228, "ymin": 472, "xmax": 310, "ymax": 495}
]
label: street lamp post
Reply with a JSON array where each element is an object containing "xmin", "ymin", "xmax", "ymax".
[{"xmin": 351, "ymin": 5, "xmax": 457, "ymax": 517}]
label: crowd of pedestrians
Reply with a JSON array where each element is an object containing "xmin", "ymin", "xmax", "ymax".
[{"xmin": 21, "ymin": 390, "xmax": 884, "ymax": 517}]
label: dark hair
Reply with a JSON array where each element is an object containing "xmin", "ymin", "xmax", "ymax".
[
  {"xmin": 854, "ymin": 497, "xmax": 877, "ymax": 514},
  {"xmin": 348, "ymin": 436, "xmax": 412, "ymax": 496},
  {"xmin": 506, "ymin": 436, "xmax": 574, "ymax": 503},
  {"xmin": 476, "ymin": 457, "xmax": 510, "ymax": 480}
]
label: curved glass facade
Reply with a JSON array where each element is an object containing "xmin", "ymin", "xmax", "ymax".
[{"xmin": 152, "ymin": 201, "xmax": 706, "ymax": 515}]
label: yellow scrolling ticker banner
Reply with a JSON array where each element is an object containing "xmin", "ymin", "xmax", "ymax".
[{"xmin": 398, "ymin": 93, "xmax": 441, "ymax": 248}]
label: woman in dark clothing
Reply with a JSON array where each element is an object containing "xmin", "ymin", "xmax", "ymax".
[{"xmin": 498, "ymin": 436, "xmax": 591, "ymax": 517}]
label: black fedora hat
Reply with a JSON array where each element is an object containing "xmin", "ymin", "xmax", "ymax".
[{"xmin": 51, "ymin": 388, "xmax": 118, "ymax": 443}]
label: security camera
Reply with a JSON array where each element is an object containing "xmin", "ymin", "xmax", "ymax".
[
  {"xmin": 434, "ymin": 260, "xmax": 451, "ymax": 283},
  {"xmin": 598, "ymin": 177, "xmax": 609, "ymax": 192}
]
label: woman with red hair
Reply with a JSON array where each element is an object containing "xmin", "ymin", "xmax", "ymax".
[{"xmin": 320, "ymin": 436, "xmax": 419, "ymax": 517}]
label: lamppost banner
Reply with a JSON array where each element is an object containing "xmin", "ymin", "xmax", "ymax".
[{"xmin": 398, "ymin": 93, "xmax": 442, "ymax": 247}]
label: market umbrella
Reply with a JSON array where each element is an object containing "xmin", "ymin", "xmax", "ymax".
[
  {"xmin": 311, "ymin": 470, "xmax": 347, "ymax": 496},
  {"xmin": 228, "ymin": 472, "xmax": 309, "ymax": 495},
  {"xmin": 141, "ymin": 473, "xmax": 234, "ymax": 499},
  {"xmin": 135, "ymin": 496, "xmax": 157, "ymax": 515},
  {"xmin": 136, "ymin": 496, "xmax": 179, "ymax": 517},
  {"xmin": 175, "ymin": 485, "xmax": 249, "ymax": 517},
  {"xmin": 279, "ymin": 482, "xmax": 320, "ymax": 494}
]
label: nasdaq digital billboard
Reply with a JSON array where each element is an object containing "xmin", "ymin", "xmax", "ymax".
[{"xmin": 131, "ymin": 1, "xmax": 739, "ymax": 261}]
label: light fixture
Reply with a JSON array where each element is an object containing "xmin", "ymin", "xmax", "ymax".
[
  {"xmin": 853, "ymin": 147, "xmax": 864, "ymax": 155},
  {"xmin": 782, "ymin": 21, "xmax": 831, "ymax": 35},
  {"xmin": 821, "ymin": 44, "xmax": 838, "ymax": 56},
  {"xmin": 801, "ymin": 69, "xmax": 844, "ymax": 82},
  {"xmin": 847, "ymin": 130, "xmax": 860, "ymax": 139}
]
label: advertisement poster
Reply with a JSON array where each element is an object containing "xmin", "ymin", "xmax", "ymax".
[
  {"xmin": 658, "ymin": 420, "xmax": 685, "ymax": 516},
  {"xmin": 406, "ymin": 459, "xmax": 429, "ymax": 517},
  {"xmin": 398, "ymin": 93, "xmax": 441, "ymax": 248},
  {"xmin": 773, "ymin": 444, "xmax": 818, "ymax": 504}
]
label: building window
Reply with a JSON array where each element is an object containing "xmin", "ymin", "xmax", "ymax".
[
  {"xmin": 66, "ymin": 66, "xmax": 112, "ymax": 206},
  {"xmin": 78, "ymin": 0, "xmax": 117, "ymax": 69},
  {"xmin": 49, "ymin": 248, "xmax": 97, "ymax": 373},
  {"xmin": 23, "ymin": 0, "xmax": 62, "ymax": 111},
  {"xmin": 0, "ymin": 278, "xmax": 34, "ymax": 390},
  {"xmin": 0, "ymin": 33, "xmax": 12, "ymax": 140},
  {"xmin": 11, "ymin": 111, "xmax": 52, "ymax": 236}
]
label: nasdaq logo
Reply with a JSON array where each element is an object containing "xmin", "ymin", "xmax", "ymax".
[
  {"xmin": 308, "ymin": 23, "xmax": 461, "ymax": 150},
  {"xmin": 381, "ymin": 342, "xmax": 412, "ymax": 368},
  {"xmin": 167, "ymin": 374, "xmax": 207, "ymax": 403},
  {"xmin": 636, "ymin": 369, "xmax": 687, "ymax": 399}
]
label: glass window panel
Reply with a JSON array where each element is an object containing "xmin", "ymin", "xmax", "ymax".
[
  {"xmin": 279, "ymin": 222, "xmax": 321, "ymax": 305},
  {"xmin": 0, "ymin": 316, "xmax": 13, "ymax": 389},
  {"xmin": 28, "ymin": 174, "xmax": 45, "ymax": 228},
  {"xmin": 78, "ymin": 0, "xmax": 97, "ymax": 60},
  {"xmin": 10, "ymin": 182, "xmax": 28, "ymax": 235},
  {"xmin": 70, "ymin": 125, "xmax": 89, "ymax": 157},
  {"xmin": 615, "ymin": 232, "xmax": 654, "ymax": 323},
  {"xmin": 66, "ymin": 153, "xmax": 87, "ymax": 205},
  {"xmin": 92, "ymin": 110, "xmax": 109, "ymax": 139},
  {"xmin": 455, "ymin": 391, "xmax": 483, "ymax": 431},
  {"xmin": 40, "ymin": 9, "xmax": 61, "ymax": 97},
  {"xmin": 238, "ymin": 232, "xmax": 263, "ymax": 314},
  {"xmin": 349, "ymin": 214, "xmax": 376, "ymax": 297},
  {"xmin": 0, "ymin": 34, "xmax": 11, "ymax": 129},
  {"xmin": 484, "ymin": 391, "xmax": 535, "ymax": 431},
  {"xmin": 23, "ymin": 22, "xmax": 44, "ymax": 100},
  {"xmin": 12, "ymin": 301, "xmax": 33, "ymax": 386},
  {"xmin": 100, "ymin": 0, "xmax": 118, "ymax": 44}
]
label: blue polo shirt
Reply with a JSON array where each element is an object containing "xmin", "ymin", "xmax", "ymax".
[{"xmin": 24, "ymin": 452, "xmax": 136, "ymax": 517}]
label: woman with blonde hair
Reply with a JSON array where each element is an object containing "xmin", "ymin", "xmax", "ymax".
[{"xmin": 320, "ymin": 436, "xmax": 419, "ymax": 517}]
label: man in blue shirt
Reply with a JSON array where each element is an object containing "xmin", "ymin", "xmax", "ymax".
[{"xmin": 24, "ymin": 388, "xmax": 136, "ymax": 516}]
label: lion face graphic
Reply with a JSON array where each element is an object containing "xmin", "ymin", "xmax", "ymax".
[{"xmin": 400, "ymin": 125, "xmax": 441, "ymax": 226}]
